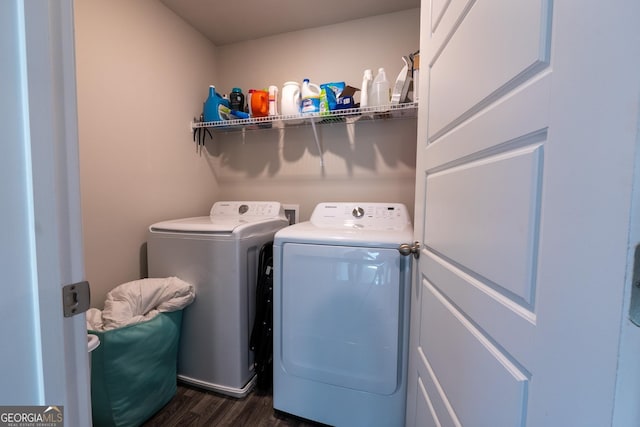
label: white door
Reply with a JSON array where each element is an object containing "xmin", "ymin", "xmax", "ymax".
[
  {"xmin": 406, "ymin": 0, "xmax": 640, "ymax": 426},
  {"xmin": 0, "ymin": 1, "xmax": 91, "ymax": 425}
]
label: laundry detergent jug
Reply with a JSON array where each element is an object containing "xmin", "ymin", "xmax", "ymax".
[
  {"xmin": 203, "ymin": 85, "xmax": 231, "ymax": 122},
  {"xmin": 281, "ymin": 81, "xmax": 301, "ymax": 116},
  {"xmin": 248, "ymin": 89, "xmax": 269, "ymax": 118}
]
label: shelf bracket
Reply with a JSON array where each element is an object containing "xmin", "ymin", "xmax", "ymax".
[{"xmin": 309, "ymin": 118, "xmax": 325, "ymax": 171}]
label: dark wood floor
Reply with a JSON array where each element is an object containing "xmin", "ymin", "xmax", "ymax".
[{"xmin": 142, "ymin": 383, "xmax": 328, "ymax": 427}]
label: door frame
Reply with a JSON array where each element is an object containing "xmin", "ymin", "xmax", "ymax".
[{"xmin": 0, "ymin": 0, "xmax": 91, "ymax": 425}]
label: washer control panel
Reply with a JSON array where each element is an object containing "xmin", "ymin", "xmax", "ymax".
[
  {"xmin": 352, "ymin": 207, "xmax": 365, "ymax": 218},
  {"xmin": 311, "ymin": 202, "xmax": 410, "ymax": 230},
  {"xmin": 210, "ymin": 201, "xmax": 283, "ymax": 218}
]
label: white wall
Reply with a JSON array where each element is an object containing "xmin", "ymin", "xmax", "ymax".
[{"xmin": 75, "ymin": 0, "xmax": 221, "ymax": 307}]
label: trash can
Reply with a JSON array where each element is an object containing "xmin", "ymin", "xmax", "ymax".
[
  {"xmin": 87, "ymin": 333, "xmax": 100, "ymax": 378},
  {"xmin": 87, "ymin": 277, "xmax": 194, "ymax": 427}
]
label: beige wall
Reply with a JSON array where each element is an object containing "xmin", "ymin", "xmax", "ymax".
[
  {"xmin": 212, "ymin": 9, "xmax": 420, "ymax": 220},
  {"xmin": 75, "ymin": 2, "xmax": 419, "ymax": 307},
  {"xmin": 75, "ymin": 0, "xmax": 221, "ymax": 307},
  {"xmin": 215, "ymin": 9, "xmax": 420, "ymax": 102},
  {"xmin": 209, "ymin": 118, "xmax": 417, "ymax": 221}
]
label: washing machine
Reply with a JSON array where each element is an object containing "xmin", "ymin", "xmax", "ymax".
[
  {"xmin": 147, "ymin": 201, "xmax": 289, "ymax": 397},
  {"xmin": 273, "ymin": 202, "xmax": 413, "ymax": 427}
]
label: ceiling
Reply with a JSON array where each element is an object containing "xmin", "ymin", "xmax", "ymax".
[{"xmin": 160, "ymin": 0, "xmax": 420, "ymax": 46}]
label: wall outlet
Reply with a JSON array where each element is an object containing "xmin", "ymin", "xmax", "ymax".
[{"xmin": 283, "ymin": 204, "xmax": 300, "ymax": 225}]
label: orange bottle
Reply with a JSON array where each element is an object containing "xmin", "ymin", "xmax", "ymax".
[{"xmin": 248, "ymin": 89, "xmax": 269, "ymax": 117}]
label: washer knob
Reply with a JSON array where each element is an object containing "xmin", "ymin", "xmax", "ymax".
[{"xmin": 352, "ymin": 207, "xmax": 365, "ymax": 218}]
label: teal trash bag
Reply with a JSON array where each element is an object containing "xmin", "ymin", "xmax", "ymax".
[{"xmin": 89, "ymin": 310, "xmax": 182, "ymax": 427}]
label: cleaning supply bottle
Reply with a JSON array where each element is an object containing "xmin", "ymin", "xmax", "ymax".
[
  {"xmin": 300, "ymin": 78, "xmax": 321, "ymax": 114},
  {"xmin": 203, "ymin": 85, "xmax": 231, "ymax": 122},
  {"xmin": 247, "ymin": 89, "xmax": 254, "ymax": 117},
  {"xmin": 248, "ymin": 89, "xmax": 269, "ymax": 117},
  {"xmin": 229, "ymin": 87, "xmax": 245, "ymax": 112},
  {"xmin": 268, "ymin": 85, "xmax": 279, "ymax": 116},
  {"xmin": 369, "ymin": 68, "xmax": 390, "ymax": 107},
  {"xmin": 281, "ymin": 81, "xmax": 301, "ymax": 116},
  {"xmin": 360, "ymin": 69, "xmax": 373, "ymax": 108}
]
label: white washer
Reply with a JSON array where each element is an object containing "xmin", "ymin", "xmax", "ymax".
[
  {"xmin": 147, "ymin": 201, "xmax": 289, "ymax": 398},
  {"xmin": 273, "ymin": 202, "xmax": 413, "ymax": 427}
]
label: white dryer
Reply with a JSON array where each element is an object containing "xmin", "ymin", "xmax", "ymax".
[
  {"xmin": 273, "ymin": 202, "xmax": 413, "ymax": 427},
  {"xmin": 147, "ymin": 201, "xmax": 289, "ymax": 397}
]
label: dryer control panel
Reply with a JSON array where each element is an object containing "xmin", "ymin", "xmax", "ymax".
[{"xmin": 310, "ymin": 202, "xmax": 411, "ymax": 231}]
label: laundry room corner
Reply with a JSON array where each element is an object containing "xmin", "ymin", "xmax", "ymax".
[
  {"xmin": 210, "ymin": 9, "xmax": 420, "ymax": 222},
  {"xmin": 75, "ymin": 1, "xmax": 420, "ymax": 308},
  {"xmin": 74, "ymin": 0, "xmax": 223, "ymax": 307}
]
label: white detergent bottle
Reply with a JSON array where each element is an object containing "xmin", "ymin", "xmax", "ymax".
[
  {"xmin": 370, "ymin": 67, "xmax": 390, "ymax": 107},
  {"xmin": 360, "ymin": 69, "xmax": 373, "ymax": 108}
]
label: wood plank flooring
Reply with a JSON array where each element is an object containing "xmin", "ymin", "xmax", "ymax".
[{"xmin": 142, "ymin": 383, "xmax": 328, "ymax": 427}]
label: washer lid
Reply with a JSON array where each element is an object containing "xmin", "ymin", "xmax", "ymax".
[
  {"xmin": 149, "ymin": 216, "xmax": 246, "ymax": 233},
  {"xmin": 149, "ymin": 201, "xmax": 286, "ymax": 233}
]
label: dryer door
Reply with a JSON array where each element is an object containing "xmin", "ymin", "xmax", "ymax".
[{"xmin": 280, "ymin": 243, "xmax": 406, "ymax": 395}]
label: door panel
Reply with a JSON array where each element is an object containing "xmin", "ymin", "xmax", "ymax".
[
  {"xmin": 407, "ymin": 0, "xmax": 640, "ymax": 425},
  {"xmin": 428, "ymin": 0, "xmax": 550, "ymax": 140},
  {"xmin": 417, "ymin": 2, "xmax": 548, "ymax": 421},
  {"xmin": 413, "ymin": 0, "xmax": 544, "ymax": 419},
  {"xmin": 418, "ymin": 353, "xmax": 458, "ymax": 427},
  {"xmin": 424, "ymin": 75, "xmax": 550, "ymax": 171},
  {"xmin": 430, "ymin": 0, "xmax": 450, "ymax": 33},
  {"xmin": 416, "ymin": 377, "xmax": 440, "ymax": 427},
  {"xmin": 422, "ymin": 252, "xmax": 535, "ymax": 368},
  {"xmin": 421, "ymin": 278, "xmax": 528, "ymax": 426},
  {"xmin": 425, "ymin": 144, "xmax": 542, "ymax": 305}
]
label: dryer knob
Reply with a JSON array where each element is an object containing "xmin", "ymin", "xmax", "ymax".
[{"xmin": 352, "ymin": 207, "xmax": 365, "ymax": 218}]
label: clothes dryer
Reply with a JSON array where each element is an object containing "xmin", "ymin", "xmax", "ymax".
[
  {"xmin": 273, "ymin": 202, "xmax": 413, "ymax": 426},
  {"xmin": 147, "ymin": 201, "xmax": 289, "ymax": 397}
]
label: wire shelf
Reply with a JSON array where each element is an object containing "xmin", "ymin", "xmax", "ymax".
[{"xmin": 191, "ymin": 101, "xmax": 418, "ymax": 132}]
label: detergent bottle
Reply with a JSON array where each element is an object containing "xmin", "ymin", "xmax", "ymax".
[
  {"xmin": 369, "ymin": 68, "xmax": 390, "ymax": 107},
  {"xmin": 281, "ymin": 81, "xmax": 301, "ymax": 116},
  {"xmin": 268, "ymin": 85, "xmax": 279, "ymax": 116},
  {"xmin": 300, "ymin": 79, "xmax": 321, "ymax": 114},
  {"xmin": 360, "ymin": 69, "xmax": 373, "ymax": 108},
  {"xmin": 229, "ymin": 87, "xmax": 245, "ymax": 112},
  {"xmin": 203, "ymin": 85, "xmax": 231, "ymax": 122},
  {"xmin": 248, "ymin": 89, "xmax": 269, "ymax": 117}
]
